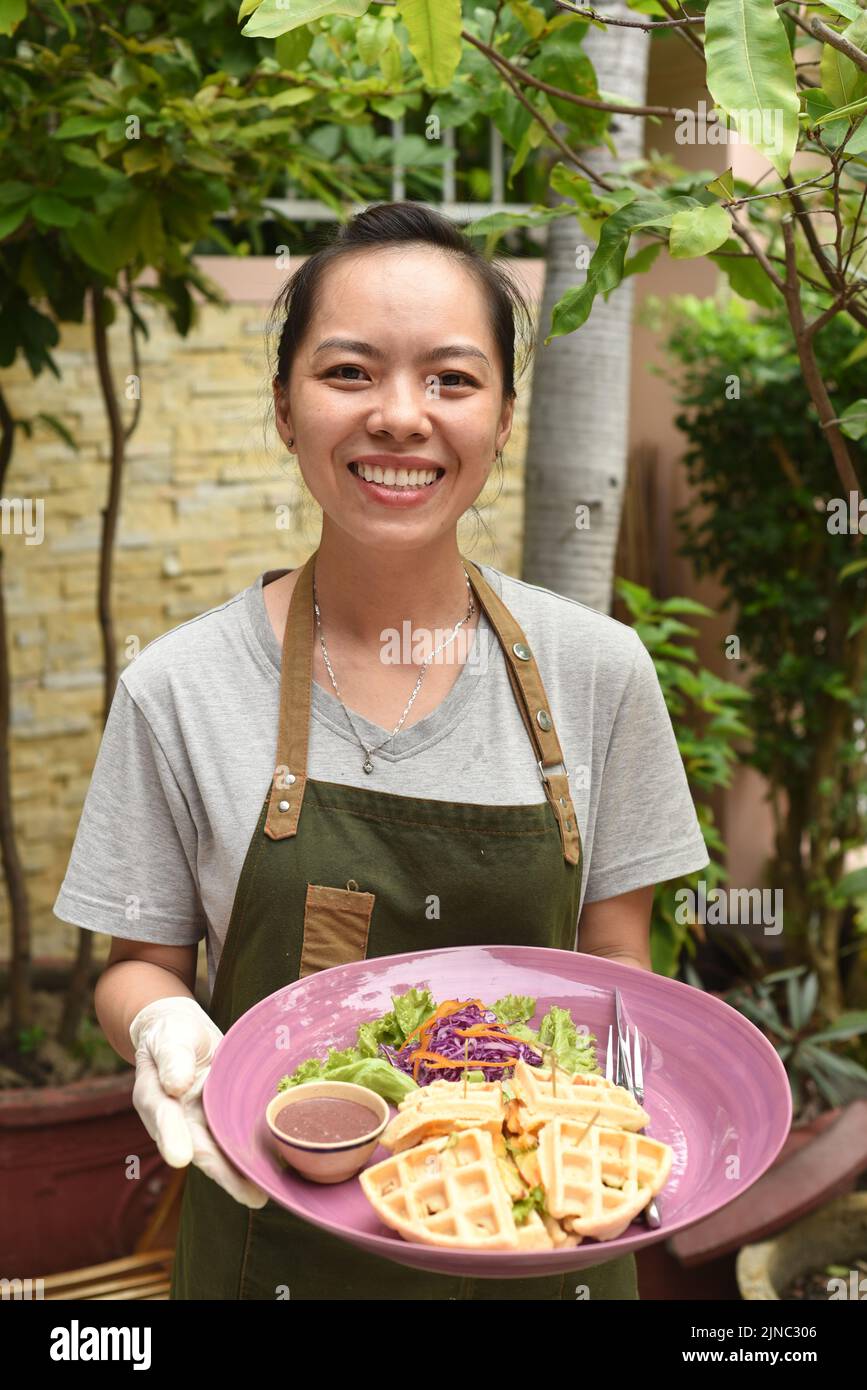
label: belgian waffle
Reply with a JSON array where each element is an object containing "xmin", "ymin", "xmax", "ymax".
[
  {"xmin": 360, "ymin": 1127, "xmax": 521, "ymax": 1249},
  {"xmin": 382, "ymin": 1079, "xmax": 506, "ymax": 1153},
  {"xmin": 537, "ymin": 1115, "xmax": 673, "ymax": 1240},
  {"xmin": 510, "ymin": 1057, "xmax": 650, "ymax": 1132}
]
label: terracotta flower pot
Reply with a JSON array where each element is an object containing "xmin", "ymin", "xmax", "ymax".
[
  {"xmin": 0, "ymin": 1068, "xmax": 174, "ymax": 1278},
  {"xmin": 737, "ymin": 1193, "xmax": 867, "ymax": 1300}
]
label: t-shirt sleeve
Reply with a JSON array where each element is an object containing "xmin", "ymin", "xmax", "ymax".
[
  {"xmin": 53, "ymin": 677, "xmax": 207, "ymax": 946},
  {"xmin": 583, "ymin": 632, "xmax": 711, "ymax": 903}
]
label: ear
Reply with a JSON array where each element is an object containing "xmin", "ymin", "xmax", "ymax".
[
  {"xmin": 272, "ymin": 376, "xmax": 294, "ymax": 450},
  {"xmin": 495, "ymin": 395, "xmax": 516, "ymax": 454}
]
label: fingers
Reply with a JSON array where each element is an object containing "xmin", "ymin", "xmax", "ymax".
[
  {"xmin": 132, "ymin": 1051, "xmax": 195, "ymax": 1167},
  {"xmin": 150, "ymin": 1017, "xmax": 217, "ymax": 1098},
  {"xmin": 185, "ymin": 1097, "xmax": 270, "ymax": 1209}
]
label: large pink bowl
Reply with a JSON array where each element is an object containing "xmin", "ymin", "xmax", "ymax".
[{"xmin": 203, "ymin": 945, "xmax": 792, "ymax": 1278}]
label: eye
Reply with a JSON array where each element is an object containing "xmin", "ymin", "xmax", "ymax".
[
  {"xmin": 325, "ymin": 364, "xmax": 369, "ymax": 382},
  {"xmin": 435, "ymin": 371, "xmax": 478, "ymax": 389}
]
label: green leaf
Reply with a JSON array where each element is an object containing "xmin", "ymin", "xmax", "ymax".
[
  {"xmin": 839, "ymin": 398, "xmax": 867, "ymax": 440},
  {"xmin": 546, "ymin": 197, "xmax": 698, "ymax": 342},
  {"xmin": 242, "ymin": 0, "xmax": 371, "ymax": 39},
  {"xmin": 30, "ymin": 194, "xmax": 82, "ymax": 229},
  {"xmin": 0, "ymin": 0, "xmax": 26, "ymax": 36},
  {"xmin": 508, "ymin": 0, "xmax": 546, "ymax": 37},
  {"xmin": 396, "ymin": 0, "xmax": 462, "ymax": 90},
  {"xmin": 461, "ymin": 204, "xmax": 576, "ymax": 238},
  {"xmin": 809, "ymin": 1010, "xmax": 867, "ymax": 1043},
  {"xmin": 622, "ymin": 240, "xmax": 663, "ymax": 278},
  {"xmin": 814, "ymin": 92, "xmax": 867, "ymax": 125},
  {"xmin": 821, "ymin": 12, "xmax": 867, "ymax": 110},
  {"xmin": 710, "ymin": 237, "xmax": 783, "ymax": 307},
  {"xmin": 841, "ymin": 335, "xmax": 867, "ymax": 368},
  {"xmin": 0, "ymin": 199, "xmax": 30, "ymax": 239},
  {"xmin": 53, "ymin": 115, "xmax": 115, "ymax": 140},
  {"xmin": 275, "ymin": 27, "xmax": 315, "ymax": 66},
  {"xmin": 705, "ymin": 167, "xmax": 735, "ymax": 200},
  {"xmin": 704, "ymin": 0, "xmax": 800, "ymax": 177},
  {"xmin": 819, "ymin": 0, "xmax": 865, "ymax": 19},
  {"xmin": 835, "ymin": 867, "xmax": 867, "ymax": 900},
  {"xmin": 669, "ymin": 203, "xmax": 731, "ymax": 259},
  {"xmin": 838, "ymin": 556, "xmax": 867, "ymax": 580},
  {"xmin": 356, "ymin": 11, "xmax": 393, "ymax": 64}
]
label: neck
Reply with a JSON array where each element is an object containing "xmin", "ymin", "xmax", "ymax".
[{"xmin": 312, "ymin": 523, "xmax": 474, "ymax": 646}]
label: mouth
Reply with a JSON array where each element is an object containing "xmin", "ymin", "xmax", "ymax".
[{"xmin": 348, "ymin": 461, "xmax": 446, "ymax": 489}]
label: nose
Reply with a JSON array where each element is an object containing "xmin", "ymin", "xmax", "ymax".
[{"xmin": 365, "ymin": 372, "xmax": 433, "ymax": 443}]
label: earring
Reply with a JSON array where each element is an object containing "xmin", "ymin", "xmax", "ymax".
[{"xmin": 287, "ymin": 437, "xmax": 294, "ymax": 448}]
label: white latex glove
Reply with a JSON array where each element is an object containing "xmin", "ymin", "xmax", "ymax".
[{"xmin": 129, "ymin": 995, "xmax": 269, "ymax": 1209}]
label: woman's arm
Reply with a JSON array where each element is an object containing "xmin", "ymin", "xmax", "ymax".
[
  {"xmin": 94, "ymin": 937, "xmax": 199, "ymax": 1064},
  {"xmin": 577, "ymin": 884, "xmax": 655, "ymax": 972}
]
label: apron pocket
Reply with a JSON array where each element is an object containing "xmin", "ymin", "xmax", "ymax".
[{"xmin": 299, "ymin": 881, "xmax": 376, "ymax": 977}]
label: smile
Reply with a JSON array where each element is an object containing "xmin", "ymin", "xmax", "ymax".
[
  {"xmin": 347, "ymin": 460, "xmax": 448, "ymax": 508},
  {"xmin": 348, "ymin": 461, "xmax": 445, "ymax": 488}
]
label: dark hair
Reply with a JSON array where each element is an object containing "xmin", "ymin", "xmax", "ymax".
[{"xmin": 267, "ymin": 201, "xmax": 535, "ymax": 403}]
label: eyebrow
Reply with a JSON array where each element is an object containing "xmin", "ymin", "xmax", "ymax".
[{"xmin": 311, "ymin": 337, "xmax": 492, "ymax": 369}]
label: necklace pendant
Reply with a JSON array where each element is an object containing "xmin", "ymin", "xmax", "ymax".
[{"xmin": 362, "ymin": 756, "xmax": 374, "ymax": 774}]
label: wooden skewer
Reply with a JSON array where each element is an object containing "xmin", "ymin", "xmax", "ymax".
[
  {"xmin": 547, "ymin": 1046, "xmax": 558, "ymax": 1097},
  {"xmin": 463, "ymin": 1038, "xmax": 469, "ymax": 1098}
]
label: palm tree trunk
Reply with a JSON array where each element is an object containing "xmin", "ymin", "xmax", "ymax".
[{"xmin": 522, "ymin": 4, "xmax": 651, "ymax": 611}]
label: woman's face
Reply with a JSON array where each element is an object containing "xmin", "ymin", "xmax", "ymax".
[{"xmin": 273, "ymin": 245, "xmax": 515, "ymax": 552}]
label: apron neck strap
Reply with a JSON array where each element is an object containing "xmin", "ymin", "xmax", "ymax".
[{"xmin": 264, "ymin": 550, "xmax": 580, "ymax": 864}]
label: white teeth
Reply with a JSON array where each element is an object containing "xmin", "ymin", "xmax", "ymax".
[{"xmin": 352, "ymin": 462, "xmax": 441, "ymax": 487}]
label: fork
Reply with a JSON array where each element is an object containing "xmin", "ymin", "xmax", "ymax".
[{"xmin": 606, "ymin": 1017, "xmax": 662, "ymax": 1229}]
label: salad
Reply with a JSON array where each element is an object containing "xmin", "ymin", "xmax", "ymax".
[{"xmin": 277, "ymin": 987, "xmax": 600, "ymax": 1102}]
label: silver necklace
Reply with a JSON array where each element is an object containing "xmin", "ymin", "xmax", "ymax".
[{"xmin": 312, "ymin": 567, "xmax": 476, "ymax": 774}]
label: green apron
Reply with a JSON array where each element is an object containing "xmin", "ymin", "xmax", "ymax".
[{"xmin": 170, "ymin": 549, "xmax": 639, "ymax": 1301}]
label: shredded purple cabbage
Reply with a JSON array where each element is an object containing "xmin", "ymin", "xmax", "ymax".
[{"xmin": 379, "ymin": 1002, "xmax": 544, "ymax": 1085}]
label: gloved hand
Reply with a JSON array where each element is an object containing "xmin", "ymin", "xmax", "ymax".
[{"xmin": 129, "ymin": 995, "xmax": 269, "ymax": 1209}]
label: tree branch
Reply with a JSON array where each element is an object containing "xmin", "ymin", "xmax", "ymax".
[
  {"xmin": 469, "ymin": 37, "xmax": 617, "ymax": 192},
  {"xmin": 810, "ymin": 17, "xmax": 867, "ymax": 74},
  {"xmin": 462, "ymin": 29, "xmax": 680, "ymax": 118},
  {"xmin": 779, "ymin": 216, "xmax": 862, "ymax": 497}
]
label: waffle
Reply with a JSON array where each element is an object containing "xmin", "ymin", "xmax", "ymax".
[
  {"xmin": 397, "ymin": 1079, "xmax": 504, "ymax": 1110},
  {"xmin": 537, "ymin": 1115, "xmax": 673, "ymax": 1240},
  {"xmin": 510, "ymin": 1057, "xmax": 650, "ymax": 1133},
  {"xmin": 382, "ymin": 1079, "xmax": 506, "ymax": 1153},
  {"xmin": 514, "ymin": 1208, "xmax": 556, "ymax": 1250},
  {"xmin": 360, "ymin": 1127, "xmax": 522, "ymax": 1249}
]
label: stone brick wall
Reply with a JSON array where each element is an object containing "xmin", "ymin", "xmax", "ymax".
[{"xmin": 2, "ymin": 258, "xmax": 543, "ymax": 963}]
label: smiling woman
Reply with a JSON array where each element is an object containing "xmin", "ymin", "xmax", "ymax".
[{"xmin": 56, "ymin": 201, "xmax": 710, "ymax": 1303}]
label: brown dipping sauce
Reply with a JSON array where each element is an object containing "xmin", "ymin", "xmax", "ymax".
[{"xmin": 276, "ymin": 1096, "xmax": 380, "ymax": 1144}]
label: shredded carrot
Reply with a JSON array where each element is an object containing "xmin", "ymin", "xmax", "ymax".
[
  {"xmin": 453, "ymin": 1025, "xmax": 530, "ymax": 1047},
  {"xmin": 399, "ymin": 1000, "xmax": 466, "ymax": 1053}
]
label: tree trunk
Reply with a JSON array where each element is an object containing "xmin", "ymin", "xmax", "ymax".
[
  {"xmin": 0, "ymin": 387, "xmax": 33, "ymax": 1037},
  {"xmin": 522, "ymin": 4, "xmax": 651, "ymax": 611},
  {"xmin": 58, "ymin": 283, "xmax": 127, "ymax": 1048}
]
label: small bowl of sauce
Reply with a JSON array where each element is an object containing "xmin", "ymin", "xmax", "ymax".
[{"xmin": 265, "ymin": 1081, "xmax": 390, "ymax": 1184}]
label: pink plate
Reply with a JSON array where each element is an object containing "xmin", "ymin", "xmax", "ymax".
[{"xmin": 203, "ymin": 945, "xmax": 792, "ymax": 1278}]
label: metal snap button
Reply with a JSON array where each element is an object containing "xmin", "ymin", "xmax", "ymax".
[
  {"xmin": 565, "ymin": 819, "xmax": 573, "ymax": 832},
  {"xmin": 278, "ymin": 799, "xmax": 289, "ymax": 812},
  {"xmin": 536, "ymin": 709, "xmax": 552, "ymax": 731},
  {"xmin": 512, "ymin": 642, "xmax": 531, "ymax": 661},
  {"xmin": 285, "ymin": 773, "xmax": 296, "ymax": 784},
  {"xmin": 559, "ymin": 796, "xmax": 568, "ymax": 806}
]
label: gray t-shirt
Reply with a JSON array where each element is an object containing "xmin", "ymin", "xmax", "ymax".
[{"xmin": 53, "ymin": 562, "xmax": 710, "ymax": 997}]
